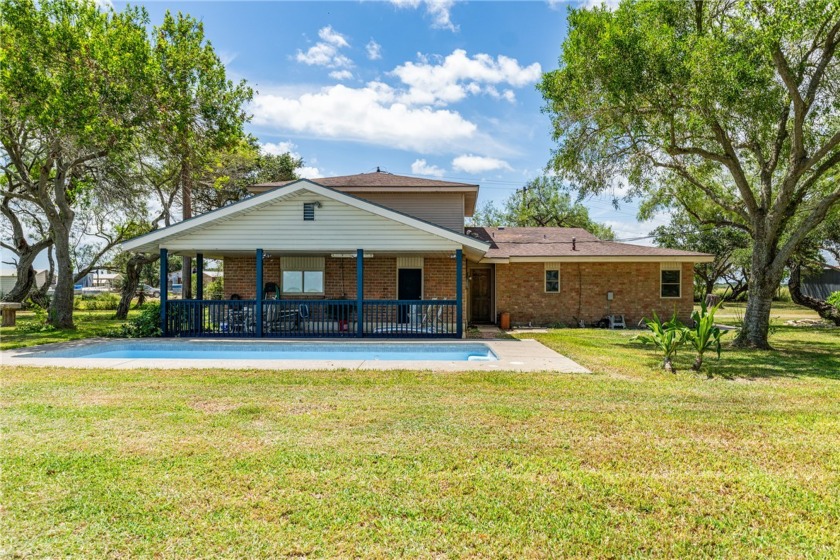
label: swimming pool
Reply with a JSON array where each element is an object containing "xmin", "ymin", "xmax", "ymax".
[{"xmin": 23, "ymin": 340, "xmax": 498, "ymax": 362}]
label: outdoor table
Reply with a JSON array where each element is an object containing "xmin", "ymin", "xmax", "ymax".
[{"xmin": 0, "ymin": 302, "xmax": 23, "ymax": 327}]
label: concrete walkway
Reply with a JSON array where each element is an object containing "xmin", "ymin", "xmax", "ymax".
[{"xmin": 2, "ymin": 338, "xmax": 589, "ymax": 373}]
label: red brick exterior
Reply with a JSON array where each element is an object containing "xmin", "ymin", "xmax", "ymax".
[
  {"xmin": 223, "ymin": 256, "xmax": 461, "ymax": 300},
  {"xmin": 223, "ymin": 256, "xmax": 691, "ymax": 328},
  {"xmin": 494, "ymin": 261, "xmax": 695, "ymax": 327}
]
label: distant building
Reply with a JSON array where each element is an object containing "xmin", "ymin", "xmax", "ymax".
[{"xmin": 802, "ymin": 267, "xmax": 840, "ymax": 300}]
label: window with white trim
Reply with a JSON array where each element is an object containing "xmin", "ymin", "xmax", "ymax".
[
  {"xmin": 545, "ymin": 266, "xmax": 560, "ymax": 293},
  {"xmin": 281, "ymin": 257, "xmax": 324, "ymax": 294},
  {"xmin": 660, "ymin": 263, "xmax": 681, "ymax": 298}
]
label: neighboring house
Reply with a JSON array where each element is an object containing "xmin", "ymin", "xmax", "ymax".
[
  {"xmin": 122, "ymin": 171, "xmax": 712, "ymax": 338},
  {"xmin": 802, "ymin": 266, "xmax": 840, "ymax": 300},
  {"xmin": 0, "ymin": 269, "xmax": 48, "ymax": 297},
  {"xmin": 75, "ymin": 269, "xmax": 120, "ymax": 289}
]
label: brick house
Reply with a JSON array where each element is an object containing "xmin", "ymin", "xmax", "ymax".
[{"xmin": 122, "ymin": 171, "xmax": 711, "ymax": 337}]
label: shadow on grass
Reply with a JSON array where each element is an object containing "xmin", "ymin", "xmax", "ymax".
[{"xmin": 685, "ymin": 331, "xmax": 839, "ymax": 381}]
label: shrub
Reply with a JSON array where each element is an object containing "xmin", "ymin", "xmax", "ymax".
[
  {"xmin": 827, "ymin": 291, "xmax": 840, "ymax": 308},
  {"xmin": 74, "ymin": 293, "xmax": 120, "ymax": 310},
  {"xmin": 107, "ymin": 302, "xmax": 161, "ymax": 338},
  {"xmin": 631, "ymin": 312, "xmax": 686, "ymax": 373},
  {"xmin": 206, "ymin": 279, "xmax": 224, "ymax": 300},
  {"xmin": 685, "ymin": 301, "xmax": 727, "ymax": 375}
]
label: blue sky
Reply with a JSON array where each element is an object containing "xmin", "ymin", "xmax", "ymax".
[{"xmin": 126, "ymin": 0, "xmax": 651, "ymax": 236}]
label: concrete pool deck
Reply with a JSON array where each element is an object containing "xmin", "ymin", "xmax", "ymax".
[{"xmin": 1, "ymin": 338, "xmax": 590, "ymax": 373}]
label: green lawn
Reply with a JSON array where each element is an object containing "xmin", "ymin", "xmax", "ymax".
[
  {"xmin": 2, "ymin": 305, "xmax": 839, "ymax": 557},
  {"xmin": 0, "ymin": 309, "xmax": 142, "ymax": 351}
]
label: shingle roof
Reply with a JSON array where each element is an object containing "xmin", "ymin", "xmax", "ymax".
[
  {"xmin": 254, "ymin": 171, "xmax": 477, "ymax": 189},
  {"xmin": 465, "ymin": 227, "xmax": 713, "ymax": 259}
]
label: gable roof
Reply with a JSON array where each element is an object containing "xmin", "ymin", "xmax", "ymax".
[
  {"xmin": 252, "ymin": 171, "xmax": 477, "ymax": 190},
  {"xmin": 248, "ymin": 171, "xmax": 480, "ymax": 215},
  {"xmin": 466, "ymin": 227, "xmax": 714, "ymax": 262},
  {"xmin": 122, "ymin": 179, "xmax": 490, "ymax": 254}
]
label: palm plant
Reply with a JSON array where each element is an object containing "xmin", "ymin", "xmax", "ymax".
[
  {"xmin": 685, "ymin": 300, "xmax": 727, "ymax": 374},
  {"xmin": 631, "ymin": 312, "xmax": 685, "ymax": 373}
]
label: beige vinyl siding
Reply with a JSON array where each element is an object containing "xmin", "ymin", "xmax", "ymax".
[
  {"xmin": 348, "ymin": 192, "xmax": 465, "ymax": 231},
  {"xmin": 160, "ymin": 191, "xmax": 462, "ymax": 253}
]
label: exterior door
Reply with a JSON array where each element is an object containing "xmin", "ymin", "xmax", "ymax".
[
  {"xmin": 470, "ymin": 268, "xmax": 492, "ymax": 323},
  {"xmin": 397, "ymin": 268, "xmax": 422, "ymax": 323}
]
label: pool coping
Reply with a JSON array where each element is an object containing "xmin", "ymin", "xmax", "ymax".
[{"xmin": 1, "ymin": 337, "xmax": 590, "ymax": 373}]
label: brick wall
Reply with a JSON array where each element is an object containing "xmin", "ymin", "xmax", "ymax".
[
  {"xmin": 494, "ymin": 261, "xmax": 694, "ymax": 327},
  {"xmin": 223, "ymin": 255, "xmax": 466, "ymax": 301}
]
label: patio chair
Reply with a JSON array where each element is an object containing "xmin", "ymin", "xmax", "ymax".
[
  {"xmin": 296, "ymin": 303, "xmax": 310, "ymax": 332},
  {"xmin": 609, "ymin": 314, "xmax": 626, "ymax": 329}
]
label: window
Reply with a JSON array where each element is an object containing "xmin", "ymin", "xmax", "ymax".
[
  {"xmin": 545, "ymin": 268, "xmax": 560, "ymax": 293},
  {"xmin": 660, "ymin": 264, "xmax": 681, "ymax": 298},
  {"xmin": 282, "ymin": 271, "xmax": 324, "ymax": 293},
  {"xmin": 281, "ymin": 256, "xmax": 325, "ymax": 294},
  {"xmin": 303, "ymin": 202, "xmax": 316, "ymax": 221}
]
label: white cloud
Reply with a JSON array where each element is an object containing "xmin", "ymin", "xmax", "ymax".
[
  {"xmin": 295, "ymin": 26, "xmax": 353, "ymax": 68},
  {"xmin": 391, "ymin": 49, "xmax": 541, "ymax": 106},
  {"xmin": 366, "ymin": 39, "xmax": 382, "ymax": 61},
  {"xmin": 297, "ymin": 166, "xmax": 322, "ymax": 179},
  {"xmin": 390, "ymin": 0, "xmax": 459, "ymax": 31},
  {"xmin": 261, "ymin": 141, "xmax": 298, "ymax": 156},
  {"xmin": 329, "ymin": 70, "xmax": 354, "ymax": 81},
  {"xmin": 452, "ymin": 154, "xmax": 512, "ymax": 173},
  {"xmin": 252, "ymin": 83, "xmax": 478, "ymax": 153},
  {"xmin": 411, "ymin": 159, "xmax": 446, "ymax": 177},
  {"xmin": 318, "ymin": 25, "xmax": 349, "ymax": 48},
  {"xmin": 93, "ymin": 0, "xmax": 113, "ymax": 9}
]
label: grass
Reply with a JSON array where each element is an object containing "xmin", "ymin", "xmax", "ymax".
[
  {"xmin": 0, "ymin": 309, "xmax": 140, "ymax": 351},
  {"xmin": 2, "ymin": 304, "xmax": 839, "ymax": 557}
]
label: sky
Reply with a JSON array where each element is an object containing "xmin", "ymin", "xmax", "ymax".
[{"xmin": 7, "ymin": 0, "xmax": 665, "ymax": 275}]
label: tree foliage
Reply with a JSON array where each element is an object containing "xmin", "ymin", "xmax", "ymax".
[
  {"xmin": 470, "ymin": 176, "xmax": 615, "ymax": 239},
  {"xmin": 540, "ymin": 0, "xmax": 840, "ymax": 348},
  {"xmin": 1, "ymin": 0, "xmax": 154, "ymax": 327}
]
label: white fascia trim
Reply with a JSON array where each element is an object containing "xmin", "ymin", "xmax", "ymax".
[{"xmin": 123, "ymin": 179, "xmax": 490, "ymax": 253}]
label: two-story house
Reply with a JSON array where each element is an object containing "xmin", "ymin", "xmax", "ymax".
[{"xmin": 122, "ymin": 170, "xmax": 711, "ymax": 338}]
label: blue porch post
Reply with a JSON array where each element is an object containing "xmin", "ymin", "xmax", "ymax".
[
  {"xmin": 456, "ymin": 249, "xmax": 463, "ymax": 338},
  {"xmin": 195, "ymin": 253, "xmax": 204, "ymax": 300},
  {"xmin": 159, "ymin": 248, "xmax": 168, "ymax": 336},
  {"xmin": 356, "ymin": 249, "xmax": 364, "ymax": 337},
  {"xmin": 255, "ymin": 249, "xmax": 263, "ymax": 337}
]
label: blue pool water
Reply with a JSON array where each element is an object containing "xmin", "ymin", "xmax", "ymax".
[{"xmin": 26, "ymin": 341, "xmax": 498, "ymax": 362}]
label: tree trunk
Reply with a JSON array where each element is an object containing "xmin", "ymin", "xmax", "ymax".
[
  {"xmin": 3, "ymin": 265, "xmax": 36, "ymax": 303},
  {"xmin": 116, "ymin": 253, "xmax": 159, "ymax": 319},
  {"xmin": 734, "ymin": 242, "xmax": 779, "ymax": 349},
  {"xmin": 788, "ymin": 262, "xmax": 840, "ymax": 326},
  {"xmin": 48, "ymin": 227, "xmax": 75, "ymax": 329},
  {"xmin": 29, "ymin": 246, "xmax": 54, "ymax": 310},
  {"xmin": 663, "ymin": 357, "xmax": 676, "ymax": 373},
  {"xmin": 692, "ymin": 354, "xmax": 703, "ymax": 371}
]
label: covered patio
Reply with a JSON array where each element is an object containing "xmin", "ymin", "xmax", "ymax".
[
  {"xmin": 160, "ymin": 248, "xmax": 465, "ymax": 339},
  {"xmin": 121, "ymin": 179, "xmax": 490, "ymax": 339}
]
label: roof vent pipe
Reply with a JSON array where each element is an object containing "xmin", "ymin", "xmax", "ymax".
[{"xmin": 572, "ymin": 237, "xmax": 577, "ymax": 251}]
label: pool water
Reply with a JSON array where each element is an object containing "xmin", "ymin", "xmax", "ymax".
[{"xmin": 27, "ymin": 341, "xmax": 498, "ymax": 362}]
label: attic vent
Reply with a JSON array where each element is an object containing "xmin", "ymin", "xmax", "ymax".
[{"xmin": 303, "ymin": 202, "xmax": 316, "ymax": 221}]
